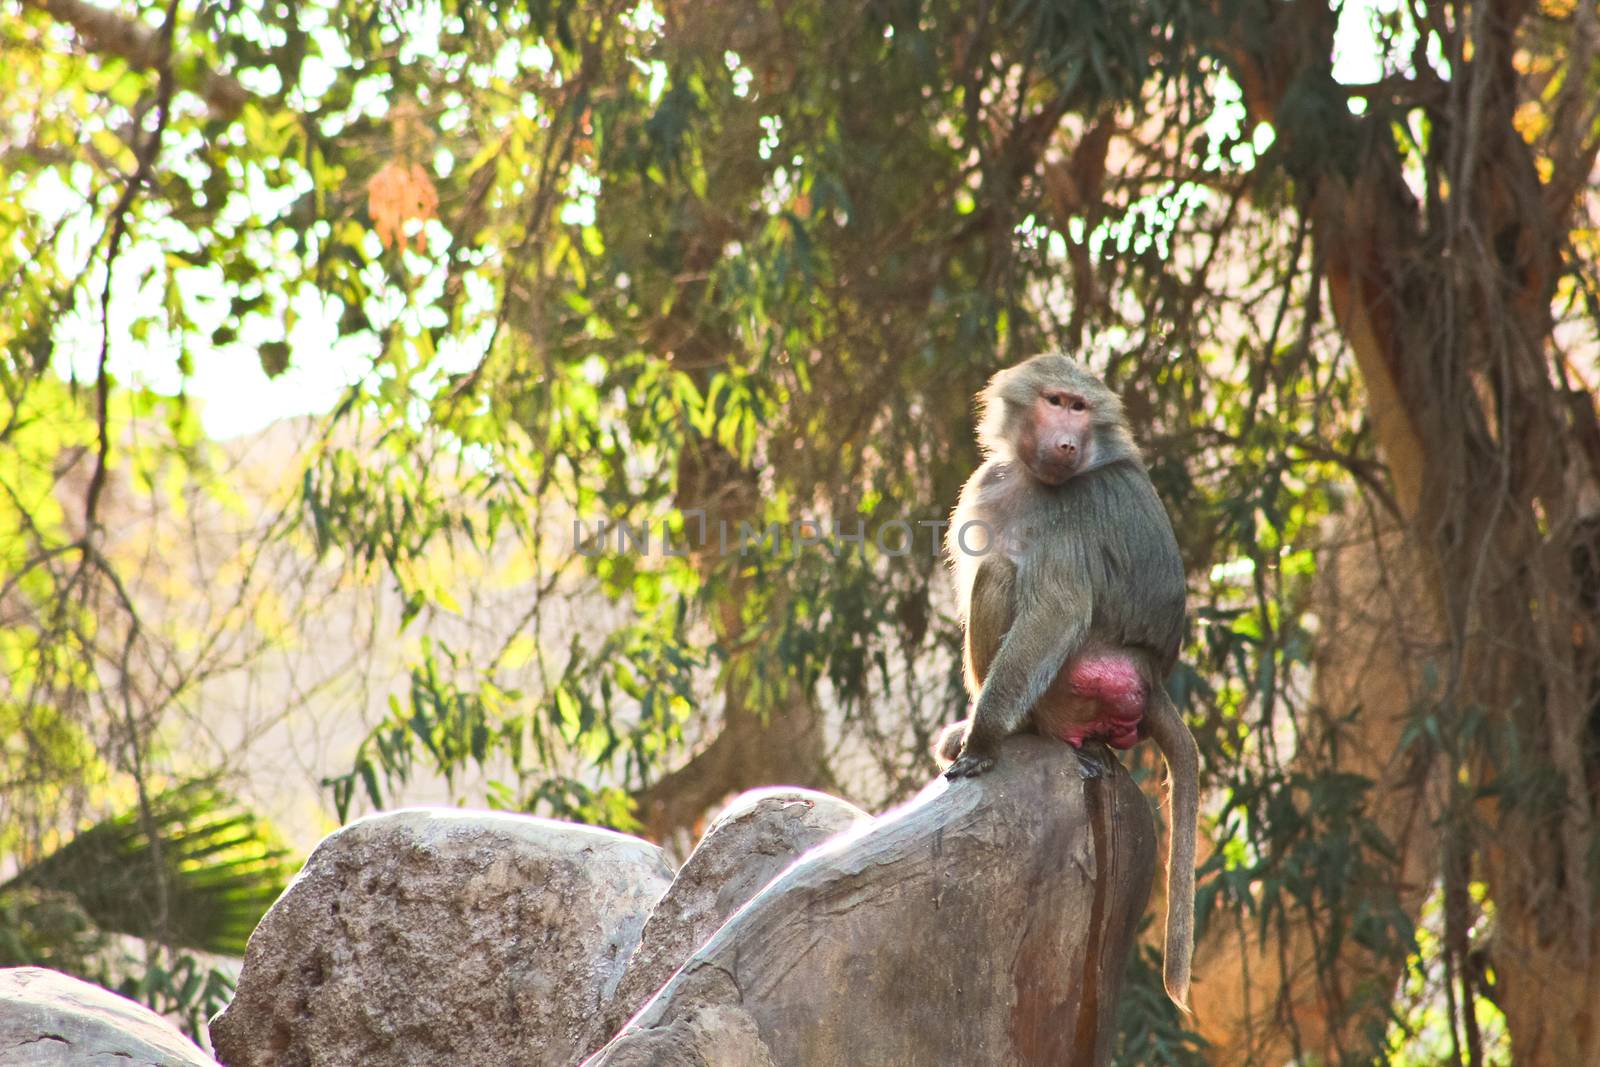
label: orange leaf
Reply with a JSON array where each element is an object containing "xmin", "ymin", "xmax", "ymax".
[{"xmin": 366, "ymin": 161, "xmax": 440, "ymax": 252}]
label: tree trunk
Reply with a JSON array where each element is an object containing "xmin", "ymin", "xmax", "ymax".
[{"xmin": 1207, "ymin": 1, "xmax": 1600, "ymax": 1061}]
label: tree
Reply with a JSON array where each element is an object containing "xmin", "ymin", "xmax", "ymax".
[
  {"xmin": 4, "ymin": 0, "xmax": 1598, "ymax": 1062},
  {"xmin": 1207, "ymin": 2, "xmax": 1600, "ymax": 1062}
]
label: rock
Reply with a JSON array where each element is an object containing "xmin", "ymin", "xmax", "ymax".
[
  {"xmin": 585, "ymin": 735, "xmax": 1157, "ymax": 1067},
  {"xmin": 0, "ymin": 966, "xmax": 219, "ymax": 1066},
  {"xmin": 599, "ymin": 788, "xmax": 870, "ymax": 1041},
  {"xmin": 209, "ymin": 808, "xmax": 673, "ymax": 1067}
]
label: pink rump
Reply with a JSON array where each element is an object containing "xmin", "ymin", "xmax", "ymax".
[{"xmin": 1056, "ymin": 655, "xmax": 1148, "ymax": 750}]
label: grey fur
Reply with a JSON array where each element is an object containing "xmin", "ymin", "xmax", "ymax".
[{"xmin": 939, "ymin": 354, "xmax": 1198, "ymax": 1010}]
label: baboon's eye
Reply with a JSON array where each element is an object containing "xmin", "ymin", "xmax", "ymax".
[
  {"xmin": 1046, "ymin": 394, "xmax": 1065, "ymax": 407},
  {"xmin": 1069, "ymin": 397, "xmax": 1088, "ymax": 413}
]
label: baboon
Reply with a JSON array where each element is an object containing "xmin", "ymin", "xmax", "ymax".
[{"xmin": 935, "ymin": 353, "xmax": 1198, "ymax": 1009}]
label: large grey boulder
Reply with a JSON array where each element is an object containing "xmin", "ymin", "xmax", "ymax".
[
  {"xmin": 585, "ymin": 735, "xmax": 1157, "ymax": 1067},
  {"xmin": 209, "ymin": 808, "xmax": 673, "ymax": 1067},
  {"xmin": 0, "ymin": 966, "xmax": 219, "ymax": 1066},
  {"xmin": 599, "ymin": 787, "xmax": 870, "ymax": 1042}
]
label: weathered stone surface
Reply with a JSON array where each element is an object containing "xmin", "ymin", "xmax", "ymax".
[
  {"xmin": 209, "ymin": 808, "xmax": 673, "ymax": 1067},
  {"xmin": 585, "ymin": 735, "xmax": 1157, "ymax": 1067},
  {"xmin": 0, "ymin": 966, "xmax": 219, "ymax": 1066},
  {"xmin": 598, "ymin": 788, "xmax": 870, "ymax": 1042}
]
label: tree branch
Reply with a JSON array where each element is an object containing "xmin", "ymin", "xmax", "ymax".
[
  {"xmin": 82, "ymin": 0, "xmax": 182, "ymax": 536},
  {"xmin": 24, "ymin": 0, "xmax": 253, "ymax": 117}
]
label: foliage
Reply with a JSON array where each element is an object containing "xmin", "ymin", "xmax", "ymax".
[
  {"xmin": 2, "ymin": 781, "xmax": 297, "ymax": 956},
  {"xmin": 113, "ymin": 951, "xmax": 240, "ymax": 1048},
  {"xmin": 3, "ymin": 0, "xmax": 1598, "ymax": 1061},
  {"xmin": 0, "ymin": 783, "xmax": 295, "ymax": 1038},
  {"xmin": 0, "ymin": 887, "xmax": 238, "ymax": 1041},
  {"xmin": 1114, "ymin": 939, "xmax": 1211, "ymax": 1067}
]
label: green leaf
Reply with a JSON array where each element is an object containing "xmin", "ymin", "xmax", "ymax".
[
  {"xmin": 259, "ymin": 341, "xmax": 291, "ymax": 377},
  {"xmin": 1, "ymin": 783, "xmax": 298, "ymax": 957}
]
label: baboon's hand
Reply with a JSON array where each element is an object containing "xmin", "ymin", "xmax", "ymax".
[{"xmin": 943, "ymin": 749, "xmax": 996, "ymax": 779}]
